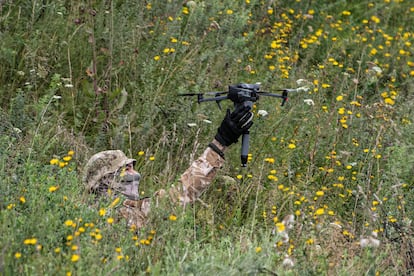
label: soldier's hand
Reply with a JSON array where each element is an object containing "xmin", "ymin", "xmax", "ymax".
[{"xmin": 215, "ymin": 105, "xmax": 253, "ymax": 146}]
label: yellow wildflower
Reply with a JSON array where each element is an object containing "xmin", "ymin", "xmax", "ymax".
[
  {"xmin": 288, "ymin": 143, "xmax": 296, "ymax": 149},
  {"xmin": 275, "ymin": 222, "xmax": 285, "ymax": 233},
  {"xmin": 63, "ymin": 156, "xmax": 72, "ymax": 162},
  {"xmin": 50, "ymin": 158, "xmax": 59, "ymax": 165},
  {"xmin": 314, "ymin": 208, "xmax": 325, "ymax": 216},
  {"xmin": 71, "ymin": 254, "xmax": 80, "ymax": 262},
  {"xmin": 49, "ymin": 186, "xmax": 58, "ymax": 192},
  {"xmin": 23, "ymin": 238, "xmax": 37, "ymax": 245}
]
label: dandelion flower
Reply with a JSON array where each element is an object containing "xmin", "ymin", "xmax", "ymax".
[
  {"xmin": 71, "ymin": 254, "xmax": 80, "ymax": 262},
  {"xmin": 23, "ymin": 238, "xmax": 37, "ymax": 245},
  {"xmin": 50, "ymin": 158, "xmax": 59, "ymax": 165},
  {"xmin": 169, "ymin": 214, "xmax": 177, "ymax": 221},
  {"xmin": 64, "ymin": 220, "xmax": 74, "ymax": 227},
  {"xmin": 315, "ymin": 208, "xmax": 325, "ymax": 216},
  {"xmin": 99, "ymin": 208, "xmax": 106, "ymax": 216},
  {"xmin": 371, "ymin": 15, "xmax": 380, "ymax": 24},
  {"xmin": 384, "ymin": 98, "xmax": 395, "ymax": 105},
  {"xmin": 49, "ymin": 186, "xmax": 58, "ymax": 192},
  {"xmin": 275, "ymin": 222, "xmax": 285, "ymax": 233},
  {"xmin": 315, "ymin": 191, "xmax": 324, "ymax": 196},
  {"xmin": 63, "ymin": 156, "xmax": 72, "ymax": 162},
  {"xmin": 15, "ymin": 252, "xmax": 22, "ymax": 259},
  {"xmin": 107, "ymin": 217, "xmax": 114, "ymax": 224}
]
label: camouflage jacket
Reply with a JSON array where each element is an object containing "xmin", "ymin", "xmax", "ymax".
[{"xmin": 168, "ymin": 139, "xmax": 226, "ymax": 205}]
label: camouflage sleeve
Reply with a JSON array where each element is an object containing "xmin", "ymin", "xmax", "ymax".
[{"xmin": 169, "ymin": 139, "xmax": 227, "ymax": 205}]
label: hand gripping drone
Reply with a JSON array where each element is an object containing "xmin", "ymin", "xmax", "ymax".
[{"xmin": 181, "ymin": 83, "xmax": 303, "ymax": 167}]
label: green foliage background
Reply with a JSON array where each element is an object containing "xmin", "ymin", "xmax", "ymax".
[{"xmin": 1, "ymin": 0, "xmax": 414, "ymax": 275}]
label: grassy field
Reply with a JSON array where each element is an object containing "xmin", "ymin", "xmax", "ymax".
[{"xmin": 1, "ymin": 0, "xmax": 414, "ymax": 275}]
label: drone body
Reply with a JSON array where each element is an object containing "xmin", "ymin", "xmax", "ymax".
[{"xmin": 180, "ymin": 83, "xmax": 301, "ymax": 167}]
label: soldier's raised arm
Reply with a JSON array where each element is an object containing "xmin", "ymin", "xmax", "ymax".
[{"xmin": 168, "ymin": 104, "xmax": 254, "ymax": 205}]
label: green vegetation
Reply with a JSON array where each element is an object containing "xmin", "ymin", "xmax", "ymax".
[{"xmin": 1, "ymin": 0, "xmax": 414, "ymax": 275}]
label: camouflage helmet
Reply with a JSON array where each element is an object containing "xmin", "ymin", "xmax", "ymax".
[{"xmin": 83, "ymin": 150, "xmax": 136, "ymax": 190}]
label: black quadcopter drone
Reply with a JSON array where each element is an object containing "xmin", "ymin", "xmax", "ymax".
[
  {"xmin": 180, "ymin": 83, "xmax": 300, "ymax": 108},
  {"xmin": 180, "ymin": 83, "xmax": 304, "ymax": 167}
]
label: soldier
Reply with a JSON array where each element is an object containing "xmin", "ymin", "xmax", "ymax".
[{"xmin": 83, "ymin": 104, "xmax": 253, "ymax": 229}]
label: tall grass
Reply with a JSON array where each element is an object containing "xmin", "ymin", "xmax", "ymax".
[{"xmin": 1, "ymin": 0, "xmax": 413, "ymax": 275}]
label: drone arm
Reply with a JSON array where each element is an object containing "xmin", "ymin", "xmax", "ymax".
[
  {"xmin": 198, "ymin": 95, "xmax": 228, "ymax": 103},
  {"xmin": 259, "ymin": 92, "xmax": 284, "ymax": 99}
]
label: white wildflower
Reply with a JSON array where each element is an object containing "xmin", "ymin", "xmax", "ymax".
[
  {"xmin": 282, "ymin": 255, "xmax": 294, "ymax": 268},
  {"xmin": 13, "ymin": 127, "xmax": 22, "ymax": 134},
  {"xmin": 304, "ymin": 99, "xmax": 314, "ymax": 106},
  {"xmin": 360, "ymin": 236, "xmax": 380, "ymax": 248},
  {"xmin": 257, "ymin": 110, "xmax": 268, "ymax": 117},
  {"xmin": 296, "ymin": 79, "xmax": 308, "ymax": 86},
  {"xmin": 52, "ymin": 95, "xmax": 62, "ymax": 99},
  {"xmin": 186, "ymin": 1, "xmax": 197, "ymax": 8},
  {"xmin": 360, "ymin": 238, "xmax": 370, "ymax": 248},
  {"xmin": 202, "ymin": 119, "xmax": 212, "ymax": 124},
  {"xmin": 296, "ymin": 86, "xmax": 310, "ymax": 93},
  {"xmin": 187, "ymin": 123, "xmax": 197, "ymax": 127},
  {"xmin": 371, "ymin": 66, "xmax": 382, "ymax": 74},
  {"xmin": 369, "ymin": 237, "xmax": 380, "ymax": 247}
]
